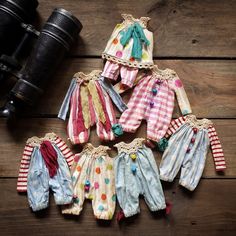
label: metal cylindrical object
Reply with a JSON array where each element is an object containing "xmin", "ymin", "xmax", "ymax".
[{"xmin": 2, "ymin": 8, "xmax": 82, "ymax": 117}]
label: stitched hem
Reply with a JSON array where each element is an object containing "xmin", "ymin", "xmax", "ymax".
[
  {"xmin": 159, "ymin": 174, "xmax": 174, "ymax": 182},
  {"xmin": 121, "ymin": 126, "xmax": 137, "ymax": 133},
  {"xmin": 31, "ymin": 203, "xmax": 48, "ymax": 212},
  {"xmin": 102, "ymin": 53, "xmax": 154, "ymax": 69},
  {"xmin": 55, "ymin": 197, "xmax": 73, "ymax": 206},
  {"xmin": 123, "ymin": 209, "xmax": 140, "ymax": 218},
  {"xmin": 179, "ymin": 180, "xmax": 195, "ymax": 191},
  {"xmin": 62, "ymin": 207, "xmax": 82, "ymax": 215},
  {"xmin": 149, "ymin": 204, "xmax": 166, "ymax": 212}
]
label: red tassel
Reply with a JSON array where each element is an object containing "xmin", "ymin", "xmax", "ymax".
[
  {"xmin": 165, "ymin": 201, "xmax": 172, "ymax": 215},
  {"xmin": 116, "ymin": 210, "xmax": 125, "ymax": 222}
]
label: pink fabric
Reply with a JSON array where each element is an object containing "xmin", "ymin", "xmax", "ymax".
[
  {"xmin": 119, "ymin": 75, "xmax": 175, "ymax": 142},
  {"xmin": 101, "ymin": 60, "xmax": 138, "ymax": 88},
  {"xmin": 40, "ymin": 141, "xmax": 58, "ymax": 178}
]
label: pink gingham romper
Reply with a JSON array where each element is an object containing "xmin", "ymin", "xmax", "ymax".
[{"xmin": 119, "ymin": 66, "xmax": 192, "ymax": 142}]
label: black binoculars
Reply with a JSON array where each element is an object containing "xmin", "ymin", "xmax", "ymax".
[{"xmin": 0, "ymin": 0, "xmax": 82, "ymax": 118}]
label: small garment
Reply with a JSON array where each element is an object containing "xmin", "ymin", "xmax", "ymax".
[
  {"xmin": 119, "ymin": 66, "xmax": 192, "ymax": 142},
  {"xmin": 62, "ymin": 143, "xmax": 116, "ymax": 220},
  {"xmin": 58, "ymin": 70, "xmax": 124, "ymax": 144},
  {"xmin": 159, "ymin": 115, "xmax": 226, "ymax": 191},
  {"xmin": 17, "ymin": 133, "xmax": 74, "ymax": 211},
  {"xmin": 101, "ymin": 13, "xmax": 154, "ymax": 88},
  {"xmin": 114, "ymin": 138, "xmax": 166, "ymax": 217}
]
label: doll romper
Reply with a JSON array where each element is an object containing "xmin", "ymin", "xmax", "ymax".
[
  {"xmin": 114, "ymin": 138, "xmax": 166, "ymax": 217},
  {"xmin": 159, "ymin": 115, "xmax": 226, "ymax": 191},
  {"xmin": 119, "ymin": 66, "xmax": 192, "ymax": 142},
  {"xmin": 101, "ymin": 14, "xmax": 154, "ymax": 88},
  {"xmin": 58, "ymin": 70, "xmax": 117, "ymax": 145},
  {"xmin": 62, "ymin": 143, "xmax": 116, "ymax": 220},
  {"xmin": 17, "ymin": 133, "xmax": 74, "ymax": 211}
]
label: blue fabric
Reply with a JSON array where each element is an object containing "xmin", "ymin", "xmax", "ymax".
[
  {"xmin": 27, "ymin": 144, "xmax": 73, "ymax": 211},
  {"xmin": 159, "ymin": 124, "xmax": 209, "ymax": 191},
  {"xmin": 120, "ymin": 22, "xmax": 150, "ymax": 60},
  {"xmin": 114, "ymin": 145, "xmax": 166, "ymax": 217},
  {"xmin": 58, "ymin": 78, "xmax": 77, "ymax": 120},
  {"xmin": 99, "ymin": 76, "xmax": 128, "ymax": 113}
]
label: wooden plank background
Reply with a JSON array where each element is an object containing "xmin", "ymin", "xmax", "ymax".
[{"xmin": 0, "ymin": 0, "xmax": 236, "ymax": 235}]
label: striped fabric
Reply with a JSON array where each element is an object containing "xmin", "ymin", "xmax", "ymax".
[
  {"xmin": 101, "ymin": 60, "xmax": 139, "ymax": 88},
  {"xmin": 164, "ymin": 116, "xmax": 226, "ymax": 172},
  {"xmin": 66, "ymin": 72, "xmax": 116, "ymax": 144},
  {"xmin": 17, "ymin": 136, "xmax": 74, "ymax": 192},
  {"xmin": 119, "ymin": 70, "xmax": 192, "ymax": 142},
  {"xmin": 208, "ymin": 126, "xmax": 226, "ymax": 171}
]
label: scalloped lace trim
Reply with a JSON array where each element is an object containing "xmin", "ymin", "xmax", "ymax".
[
  {"xmin": 185, "ymin": 115, "xmax": 213, "ymax": 129},
  {"xmin": 26, "ymin": 133, "xmax": 57, "ymax": 146},
  {"xmin": 121, "ymin": 14, "xmax": 151, "ymax": 28},
  {"xmin": 152, "ymin": 65, "xmax": 178, "ymax": 80},
  {"xmin": 74, "ymin": 70, "xmax": 102, "ymax": 82},
  {"xmin": 102, "ymin": 53, "xmax": 154, "ymax": 69},
  {"xmin": 81, "ymin": 143, "xmax": 111, "ymax": 156},
  {"xmin": 114, "ymin": 138, "xmax": 145, "ymax": 154}
]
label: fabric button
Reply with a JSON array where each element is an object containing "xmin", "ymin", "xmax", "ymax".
[
  {"xmin": 130, "ymin": 153, "xmax": 137, "ymax": 160},
  {"xmin": 85, "ymin": 180, "xmax": 90, "ymax": 186},
  {"xmin": 191, "ymin": 138, "xmax": 195, "ymax": 143},
  {"xmin": 193, "ymin": 128, "xmax": 198, "ymax": 134},
  {"xmin": 131, "ymin": 164, "xmax": 136, "ymax": 174},
  {"xmin": 152, "ymin": 88, "xmax": 158, "ymax": 95},
  {"xmin": 156, "ymin": 79, "xmax": 162, "ymax": 85},
  {"xmin": 84, "ymin": 185, "xmax": 90, "ymax": 191},
  {"xmin": 186, "ymin": 148, "xmax": 191, "ymax": 153},
  {"xmin": 150, "ymin": 101, "xmax": 154, "ymax": 108}
]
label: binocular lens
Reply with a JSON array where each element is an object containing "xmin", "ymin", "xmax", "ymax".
[{"xmin": 10, "ymin": 8, "xmax": 82, "ymax": 109}]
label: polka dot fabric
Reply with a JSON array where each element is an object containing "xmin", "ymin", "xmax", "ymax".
[{"xmin": 62, "ymin": 143, "xmax": 116, "ymax": 220}]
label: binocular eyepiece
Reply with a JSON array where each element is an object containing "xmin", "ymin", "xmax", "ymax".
[{"xmin": 0, "ymin": 0, "xmax": 82, "ymax": 119}]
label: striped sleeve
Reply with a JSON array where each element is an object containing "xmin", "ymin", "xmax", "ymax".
[
  {"xmin": 55, "ymin": 136, "xmax": 74, "ymax": 168},
  {"xmin": 165, "ymin": 116, "xmax": 187, "ymax": 138},
  {"xmin": 17, "ymin": 144, "xmax": 34, "ymax": 192},
  {"xmin": 208, "ymin": 126, "xmax": 226, "ymax": 171}
]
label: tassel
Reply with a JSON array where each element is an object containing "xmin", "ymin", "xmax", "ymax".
[
  {"xmin": 157, "ymin": 138, "xmax": 168, "ymax": 152},
  {"xmin": 165, "ymin": 201, "xmax": 172, "ymax": 215},
  {"xmin": 112, "ymin": 124, "xmax": 123, "ymax": 137},
  {"xmin": 116, "ymin": 210, "xmax": 125, "ymax": 222}
]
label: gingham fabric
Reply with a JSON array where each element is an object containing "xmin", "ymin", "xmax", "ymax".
[
  {"xmin": 17, "ymin": 133, "xmax": 74, "ymax": 192},
  {"xmin": 164, "ymin": 115, "xmax": 226, "ymax": 171},
  {"xmin": 119, "ymin": 68, "xmax": 192, "ymax": 142}
]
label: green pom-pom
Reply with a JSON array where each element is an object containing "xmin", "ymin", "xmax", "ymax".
[
  {"xmin": 157, "ymin": 138, "xmax": 168, "ymax": 152},
  {"xmin": 112, "ymin": 124, "xmax": 123, "ymax": 137}
]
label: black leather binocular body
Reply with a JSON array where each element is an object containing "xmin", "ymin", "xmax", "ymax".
[{"xmin": 0, "ymin": 1, "xmax": 82, "ymax": 118}]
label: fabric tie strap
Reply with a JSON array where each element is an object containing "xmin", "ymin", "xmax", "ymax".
[
  {"xmin": 120, "ymin": 22, "xmax": 150, "ymax": 60},
  {"xmin": 40, "ymin": 140, "xmax": 59, "ymax": 178}
]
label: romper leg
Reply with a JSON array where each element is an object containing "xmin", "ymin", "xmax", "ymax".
[
  {"xmin": 95, "ymin": 82, "xmax": 116, "ymax": 141},
  {"xmin": 114, "ymin": 153, "xmax": 140, "ymax": 217},
  {"xmin": 119, "ymin": 76, "xmax": 152, "ymax": 133},
  {"xmin": 146, "ymin": 84, "xmax": 175, "ymax": 142},
  {"xmin": 101, "ymin": 60, "xmax": 120, "ymax": 81},
  {"xmin": 137, "ymin": 147, "xmax": 166, "ymax": 211},
  {"xmin": 49, "ymin": 145, "xmax": 73, "ymax": 205},
  {"xmin": 91, "ymin": 155, "xmax": 116, "ymax": 220},
  {"xmin": 159, "ymin": 124, "xmax": 193, "ymax": 182},
  {"xmin": 179, "ymin": 130, "xmax": 209, "ymax": 191},
  {"xmin": 62, "ymin": 153, "xmax": 89, "ymax": 215},
  {"xmin": 27, "ymin": 148, "xmax": 50, "ymax": 212},
  {"xmin": 67, "ymin": 85, "xmax": 90, "ymax": 144},
  {"xmin": 120, "ymin": 65, "xmax": 139, "ymax": 88}
]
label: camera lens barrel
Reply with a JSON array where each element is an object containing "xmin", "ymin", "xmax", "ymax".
[{"xmin": 11, "ymin": 8, "xmax": 82, "ymax": 106}]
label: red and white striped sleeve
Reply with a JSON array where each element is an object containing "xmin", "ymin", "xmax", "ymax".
[
  {"xmin": 17, "ymin": 144, "xmax": 34, "ymax": 192},
  {"xmin": 208, "ymin": 126, "xmax": 226, "ymax": 171},
  {"xmin": 165, "ymin": 116, "xmax": 187, "ymax": 138},
  {"xmin": 55, "ymin": 136, "xmax": 74, "ymax": 168}
]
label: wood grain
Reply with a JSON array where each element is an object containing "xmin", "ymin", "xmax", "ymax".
[
  {"xmin": 0, "ymin": 118, "xmax": 235, "ymax": 178},
  {"xmin": 1, "ymin": 59, "xmax": 234, "ymax": 118},
  {"xmin": 34, "ymin": 0, "xmax": 236, "ymax": 57},
  {"xmin": 0, "ymin": 179, "xmax": 235, "ymax": 236}
]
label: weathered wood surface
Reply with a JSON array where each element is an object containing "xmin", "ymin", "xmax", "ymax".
[
  {"xmin": 0, "ymin": 179, "xmax": 235, "ymax": 236},
  {"xmin": 35, "ymin": 0, "xmax": 236, "ymax": 57},
  {"xmin": 0, "ymin": 118, "xmax": 235, "ymax": 178},
  {"xmin": 0, "ymin": 0, "xmax": 235, "ymax": 235}
]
